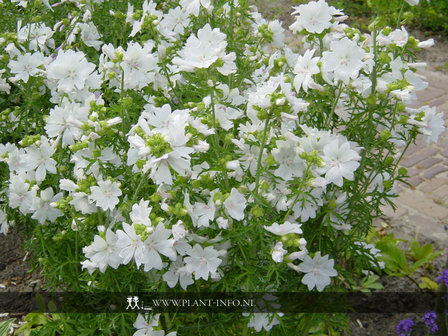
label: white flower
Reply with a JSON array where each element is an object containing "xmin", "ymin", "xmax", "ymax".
[
  {"xmin": 45, "ymin": 99, "xmax": 89, "ymax": 147},
  {"xmin": 17, "ymin": 23, "xmax": 54, "ymax": 51},
  {"xmin": 292, "ymin": 188, "xmax": 323, "ymax": 221},
  {"xmin": 78, "ymin": 22, "xmax": 102, "ymax": 50},
  {"xmin": 129, "ymin": 107, "xmax": 194, "ymax": 185},
  {"xmin": 71, "ymin": 192, "xmax": 97, "ymax": 214},
  {"xmin": 291, "ymin": 252, "xmax": 337, "ymax": 292},
  {"xmin": 130, "ymin": 199, "xmax": 152, "ymax": 226},
  {"xmin": 172, "ymin": 222, "xmax": 187, "ymax": 241},
  {"xmin": 146, "ymin": 149, "xmax": 193, "ymax": 185},
  {"xmin": 417, "ymin": 38, "xmax": 434, "ymax": 48},
  {"xmin": 142, "ymin": 222, "xmax": 176, "ymax": 271},
  {"xmin": 0, "ymin": 69, "xmax": 11, "ymax": 93},
  {"xmin": 405, "ymin": 0, "xmax": 419, "ymax": 6},
  {"xmin": 121, "ymin": 42, "xmax": 158, "ymax": 90},
  {"xmin": 89, "ymin": 179, "xmax": 122, "ymax": 211},
  {"xmin": 193, "ymin": 140, "xmax": 210, "ymax": 152},
  {"xmin": 126, "ymin": 0, "xmax": 163, "ymax": 37},
  {"xmin": 290, "ymin": 0, "xmax": 339, "ymax": 34},
  {"xmin": 184, "ymin": 244, "xmax": 222, "ymax": 280},
  {"xmin": 272, "ymin": 242, "xmax": 287, "ymax": 263},
  {"xmin": 321, "ymin": 138, "xmax": 360, "ymax": 187},
  {"xmin": 8, "ymin": 52, "xmax": 45, "ymax": 83},
  {"xmin": 223, "ymin": 188, "xmax": 246, "ymax": 221},
  {"xmin": 133, "ymin": 314, "xmax": 176, "ymax": 336},
  {"xmin": 180, "ymin": 0, "xmax": 211, "ymax": 17},
  {"xmin": 264, "ymin": 221, "xmax": 303, "ymax": 235},
  {"xmin": 172, "ymin": 24, "xmax": 230, "ymax": 72},
  {"xmin": 25, "ymin": 136, "xmax": 57, "ymax": 183},
  {"xmin": 272, "ymin": 138, "xmax": 305, "ymax": 181},
  {"xmin": 116, "ymin": 223, "xmax": 146, "ymax": 267},
  {"xmin": 245, "ymin": 313, "xmax": 281, "ymax": 332},
  {"xmin": 162, "ymin": 257, "xmax": 194, "ymax": 290},
  {"xmin": 216, "ymin": 217, "xmax": 229, "ymax": 229},
  {"xmin": 293, "ymin": 49, "xmax": 320, "ymax": 92},
  {"xmin": 415, "ymin": 106, "xmax": 446, "ymax": 144},
  {"xmin": 133, "ymin": 314, "xmax": 160, "ymax": 336},
  {"xmin": 159, "ymin": 6, "xmax": 191, "ymax": 39},
  {"xmin": 0, "ymin": 210, "xmax": 11, "ymax": 235},
  {"xmin": 322, "ymin": 37, "xmax": 365, "ymax": 84},
  {"xmin": 214, "ymin": 104, "xmax": 243, "ymax": 130},
  {"xmin": 267, "ymin": 20, "xmax": 285, "ymax": 47},
  {"xmin": 5, "ymin": 147, "xmax": 28, "ymax": 173},
  {"xmin": 46, "ymin": 49, "xmax": 98, "ymax": 93},
  {"xmin": 389, "ymin": 26, "xmax": 408, "ymax": 47},
  {"xmin": 30, "ymin": 187, "xmax": 63, "ymax": 224},
  {"xmin": 82, "ymin": 228, "xmax": 121, "ymax": 273},
  {"xmin": 8, "ymin": 176, "xmax": 35, "ymax": 215},
  {"xmin": 188, "ymin": 196, "xmax": 215, "ymax": 228}
]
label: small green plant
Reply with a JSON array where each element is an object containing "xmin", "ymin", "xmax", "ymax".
[{"xmin": 373, "ymin": 233, "xmax": 443, "ymax": 284}]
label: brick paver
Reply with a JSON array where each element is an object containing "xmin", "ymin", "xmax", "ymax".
[{"xmin": 382, "ymin": 68, "xmax": 448, "ymax": 247}]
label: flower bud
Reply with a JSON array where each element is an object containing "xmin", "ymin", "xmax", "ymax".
[{"xmin": 398, "ymin": 167, "xmax": 408, "ymax": 176}]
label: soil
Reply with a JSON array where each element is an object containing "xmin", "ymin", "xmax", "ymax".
[
  {"xmin": 0, "ymin": 228, "xmax": 45, "ymax": 326},
  {"xmin": 0, "ymin": 228, "xmax": 44, "ymax": 291},
  {"xmin": 1, "ymin": 2, "xmax": 447, "ymax": 335}
]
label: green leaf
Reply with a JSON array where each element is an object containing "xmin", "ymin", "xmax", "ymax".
[
  {"xmin": 419, "ymin": 277, "xmax": 438, "ymax": 290},
  {"xmin": 375, "ymin": 240, "xmax": 408, "ymax": 273},
  {"xmin": 409, "ymin": 238, "xmax": 421, "ymax": 258},
  {"xmin": 409, "ymin": 258, "xmax": 428, "ymax": 273},
  {"xmin": 35, "ymin": 293, "xmax": 46, "ymax": 313},
  {"xmin": 368, "ymin": 282, "xmax": 384, "ymax": 290},
  {"xmin": 409, "ymin": 250, "xmax": 444, "ymax": 273},
  {"xmin": 408, "ymin": 238, "xmax": 433, "ymax": 260},
  {"xmin": 23, "ymin": 313, "xmax": 48, "ymax": 326},
  {"xmin": 0, "ymin": 318, "xmax": 15, "ymax": 336},
  {"xmin": 47, "ymin": 301, "xmax": 57, "ymax": 313}
]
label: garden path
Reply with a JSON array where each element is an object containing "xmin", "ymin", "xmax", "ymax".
[{"xmin": 381, "ymin": 67, "xmax": 448, "ymax": 247}]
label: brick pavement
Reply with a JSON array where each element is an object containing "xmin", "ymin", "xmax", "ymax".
[{"xmin": 381, "ymin": 69, "xmax": 448, "ymax": 246}]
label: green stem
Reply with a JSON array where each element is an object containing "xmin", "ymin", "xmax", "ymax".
[
  {"xmin": 228, "ymin": 0, "xmax": 235, "ymax": 89},
  {"xmin": 371, "ymin": 26, "xmax": 378, "ymax": 95},
  {"xmin": 253, "ymin": 115, "xmax": 271, "ymax": 197},
  {"xmin": 162, "ymin": 64, "xmax": 182, "ymax": 108},
  {"xmin": 120, "ymin": 69, "xmax": 127, "ymax": 134},
  {"xmin": 396, "ymin": 2, "xmax": 405, "ymax": 29},
  {"xmin": 37, "ymin": 226, "xmax": 48, "ymax": 258},
  {"xmin": 389, "ymin": 102, "xmax": 399, "ymax": 131},
  {"xmin": 210, "ymin": 88, "xmax": 220, "ymax": 148},
  {"xmin": 132, "ymin": 173, "xmax": 146, "ymax": 202},
  {"xmin": 229, "ymin": 0, "xmax": 235, "ymax": 50},
  {"xmin": 283, "ymin": 164, "xmax": 312, "ymax": 221},
  {"xmin": 318, "ymin": 35, "xmax": 324, "ymax": 57},
  {"xmin": 391, "ymin": 141, "xmax": 410, "ymax": 177},
  {"xmin": 329, "ymin": 82, "xmax": 343, "ymax": 129}
]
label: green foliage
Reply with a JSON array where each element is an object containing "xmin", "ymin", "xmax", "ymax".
[
  {"xmin": 0, "ymin": 319, "xmax": 15, "ymax": 336},
  {"xmin": 15, "ymin": 313, "xmax": 140, "ymax": 336},
  {"xmin": 412, "ymin": 0, "xmax": 448, "ymax": 33},
  {"xmin": 419, "ymin": 276, "xmax": 438, "ymax": 290},
  {"xmin": 374, "ymin": 233, "xmax": 442, "ymax": 277},
  {"xmin": 355, "ymin": 274, "xmax": 384, "ymax": 292}
]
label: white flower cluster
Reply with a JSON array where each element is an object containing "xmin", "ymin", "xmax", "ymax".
[{"xmin": 0, "ymin": 0, "xmax": 444, "ymax": 333}]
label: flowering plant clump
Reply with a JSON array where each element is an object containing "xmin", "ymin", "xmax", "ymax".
[
  {"xmin": 423, "ymin": 311, "xmax": 439, "ymax": 334},
  {"xmin": 0, "ymin": 0, "xmax": 445, "ymax": 334},
  {"xmin": 396, "ymin": 318, "xmax": 414, "ymax": 336}
]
